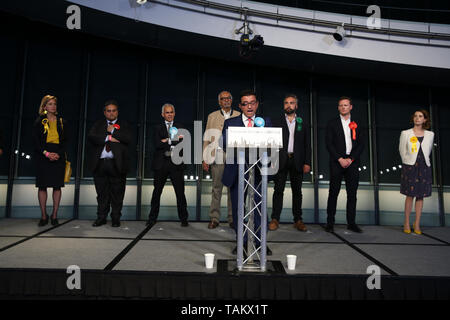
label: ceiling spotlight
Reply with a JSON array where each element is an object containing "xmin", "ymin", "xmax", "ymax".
[
  {"xmin": 333, "ymin": 23, "xmax": 346, "ymax": 41},
  {"xmin": 235, "ymin": 8, "xmax": 264, "ymax": 58},
  {"xmin": 136, "ymin": 0, "xmax": 147, "ymax": 4}
]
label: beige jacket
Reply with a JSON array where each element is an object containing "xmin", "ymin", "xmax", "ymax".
[
  {"xmin": 203, "ymin": 108, "xmax": 240, "ymax": 164},
  {"xmin": 399, "ymin": 128, "xmax": 434, "ymax": 167}
]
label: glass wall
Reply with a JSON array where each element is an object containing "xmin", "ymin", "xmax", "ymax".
[
  {"xmin": 375, "ymin": 83, "xmax": 440, "ymax": 226},
  {"xmin": 2, "ymin": 15, "xmax": 447, "ymax": 227},
  {"xmin": 316, "ymin": 77, "xmax": 373, "ymax": 225}
]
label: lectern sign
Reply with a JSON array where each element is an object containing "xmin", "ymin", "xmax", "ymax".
[{"xmin": 226, "ymin": 127, "xmax": 283, "ymax": 148}]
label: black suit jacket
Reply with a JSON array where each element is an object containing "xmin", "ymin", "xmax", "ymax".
[
  {"xmin": 151, "ymin": 121, "xmax": 186, "ymax": 171},
  {"xmin": 274, "ymin": 116, "xmax": 311, "ymax": 171},
  {"xmin": 325, "ymin": 116, "xmax": 365, "ymax": 165},
  {"xmin": 88, "ymin": 118, "xmax": 132, "ymax": 174},
  {"xmin": 33, "ymin": 115, "xmax": 67, "ymax": 159}
]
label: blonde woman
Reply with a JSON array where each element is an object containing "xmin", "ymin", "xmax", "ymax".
[
  {"xmin": 399, "ymin": 109, "xmax": 434, "ymax": 235},
  {"xmin": 33, "ymin": 95, "xmax": 67, "ymax": 226}
]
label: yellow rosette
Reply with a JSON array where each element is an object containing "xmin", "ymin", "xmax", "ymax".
[
  {"xmin": 41, "ymin": 118, "xmax": 49, "ymax": 134},
  {"xmin": 410, "ymin": 136, "xmax": 418, "ymax": 153}
]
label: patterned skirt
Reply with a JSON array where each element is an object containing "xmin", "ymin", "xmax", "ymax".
[{"xmin": 400, "ymin": 149, "xmax": 432, "ymax": 198}]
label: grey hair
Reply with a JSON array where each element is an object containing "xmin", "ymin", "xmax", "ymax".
[
  {"xmin": 161, "ymin": 103, "xmax": 175, "ymax": 113},
  {"xmin": 218, "ymin": 91, "xmax": 232, "ymax": 103}
]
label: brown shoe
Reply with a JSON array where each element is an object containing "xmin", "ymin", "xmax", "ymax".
[
  {"xmin": 268, "ymin": 219, "xmax": 279, "ymax": 231},
  {"xmin": 294, "ymin": 220, "xmax": 307, "ymax": 232},
  {"xmin": 208, "ymin": 220, "xmax": 219, "ymax": 229}
]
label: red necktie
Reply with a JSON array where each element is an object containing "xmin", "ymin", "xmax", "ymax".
[{"xmin": 247, "ymin": 118, "xmax": 253, "ymax": 127}]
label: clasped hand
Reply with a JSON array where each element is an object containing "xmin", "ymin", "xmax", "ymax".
[{"xmin": 338, "ymin": 157, "xmax": 352, "ymax": 168}]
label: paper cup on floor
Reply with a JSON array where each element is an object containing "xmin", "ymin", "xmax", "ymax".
[
  {"xmin": 286, "ymin": 255, "xmax": 297, "ymax": 270},
  {"xmin": 204, "ymin": 253, "xmax": 215, "ymax": 269}
]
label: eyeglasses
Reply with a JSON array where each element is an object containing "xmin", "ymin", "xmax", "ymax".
[
  {"xmin": 240, "ymin": 101, "xmax": 257, "ymax": 107},
  {"xmin": 220, "ymin": 97, "xmax": 232, "ymax": 100}
]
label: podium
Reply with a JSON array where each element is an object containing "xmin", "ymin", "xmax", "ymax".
[{"xmin": 226, "ymin": 126, "xmax": 282, "ymax": 271}]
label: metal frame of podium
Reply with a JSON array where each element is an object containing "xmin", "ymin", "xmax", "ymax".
[{"xmin": 236, "ymin": 149, "xmax": 268, "ymax": 272}]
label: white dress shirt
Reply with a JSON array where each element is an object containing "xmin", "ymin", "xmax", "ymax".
[
  {"xmin": 222, "ymin": 108, "xmax": 232, "ymax": 120},
  {"xmin": 286, "ymin": 114, "xmax": 296, "ymax": 153},
  {"xmin": 100, "ymin": 118, "xmax": 117, "ymax": 159},
  {"xmin": 165, "ymin": 121, "xmax": 173, "ymax": 145},
  {"xmin": 340, "ymin": 115, "xmax": 352, "ymax": 155}
]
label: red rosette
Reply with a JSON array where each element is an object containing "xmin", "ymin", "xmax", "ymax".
[
  {"xmin": 113, "ymin": 124, "xmax": 120, "ymax": 130},
  {"xmin": 349, "ymin": 121, "xmax": 357, "ymax": 140}
]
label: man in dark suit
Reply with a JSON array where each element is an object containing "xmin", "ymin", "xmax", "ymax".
[
  {"xmin": 269, "ymin": 94, "xmax": 311, "ymax": 232},
  {"xmin": 88, "ymin": 100, "xmax": 132, "ymax": 228},
  {"xmin": 222, "ymin": 90, "xmax": 272, "ymax": 255},
  {"xmin": 325, "ymin": 96, "xmax": 365, "ymax": 233},
  {"xmin": 146, "ymin": 103, "xmax": 189, "ymax": 227}
]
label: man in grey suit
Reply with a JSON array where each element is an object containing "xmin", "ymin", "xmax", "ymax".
[{"xmin": 202, "ymin": 91, "xmax": 241, "ymax": 229}]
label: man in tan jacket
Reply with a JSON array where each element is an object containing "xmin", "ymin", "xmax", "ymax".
[{"xmin": 203, "ymin": 91, "xmax": 241, "ymax": 229}]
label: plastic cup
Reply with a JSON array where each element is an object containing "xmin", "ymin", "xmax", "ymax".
[
  {"xmin": 204, "ymin": 253, "xmax": 215, "ymax": 269},
  {"xmin": 286, "ymin": 254, "xmax": 297, "ymax": 270}
]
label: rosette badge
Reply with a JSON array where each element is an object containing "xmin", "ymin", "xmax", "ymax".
[
  {"xmin": 296, "ymin": 117, "xmax": 303, "ymax": 131},
  {"xmin": 169, "ymin": 126, "xmax": 178, "ymax": 139},
  {"xmin": 254, "ymin": 117, "xmax": 265, "ymax": 127},
  {"xmin": 410, "ymin": 136, "xmax": 418, "ymax": 153}
]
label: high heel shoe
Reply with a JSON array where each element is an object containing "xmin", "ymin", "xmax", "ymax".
[
  {"xmin": 412, "ymin": 224, "xmax": 422, "ymax": 235},
  {"xmin": 403, "ymin": 227, "xmax": 411, "ymax": 234},
  {"xmin": 38, "ymin": 214, "xmax": 49, "ymax": 227},
  {"xmin": 51, "ymin": 216, "xmax": 59, "ymax": 226}
]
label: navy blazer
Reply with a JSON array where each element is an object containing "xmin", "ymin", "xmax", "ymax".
[
  {"xmin": 325, "ymin": 116, "xmax": 365, "ymax": 165},
  {"xmin": 221, "ymin": 115, "xmax": 272, "ymax": 187}
]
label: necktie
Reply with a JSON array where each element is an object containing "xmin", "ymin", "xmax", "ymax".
[
  {"xmin": 106, "ymin": 121, "xmax": 113, "ymax": 152},
  {"xmin": 247, "ymin": 118, "xmax": 253, "ymax": 127}
]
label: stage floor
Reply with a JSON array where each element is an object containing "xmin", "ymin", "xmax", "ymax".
[{"xmin": 0, "ymin": 218, "xmax": 449, "ymax": 277}]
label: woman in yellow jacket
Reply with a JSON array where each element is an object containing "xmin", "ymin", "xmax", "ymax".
[
  {"xmin": 33, "ymin": 95, "xmax": 67, "ymax": 226},
  {"xmin": 399, "ymin": 109, "xmax": 434, "ymax": 235}
]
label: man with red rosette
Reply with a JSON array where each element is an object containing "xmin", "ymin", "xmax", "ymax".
[
  {"xmin": 88, "ymin": 100, "xmax": 132, "ymax": 228},
  {"xmin": 325, "ymin": 96, "xmax": 365, "ymax": 233}
]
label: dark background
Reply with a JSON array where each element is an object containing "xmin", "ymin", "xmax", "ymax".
[{"xmin": 0, "ymin": 1, "xmax": 449, "ymax": 222}]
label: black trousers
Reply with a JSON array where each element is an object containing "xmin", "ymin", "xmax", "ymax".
[
  {"xmin": 148, "ymin": 160, "xmax": 188, "ymax": 222},
  {"xmin": 326, "ymin": 159, "xmax": 359, "ymax": 226},
  {"xmin": 93, "ymin": 158, "xmax": 126, "ymax": 221},
  {"xmin": 271, "ymin": 156, "xmax": 303, "ymax": 222}
]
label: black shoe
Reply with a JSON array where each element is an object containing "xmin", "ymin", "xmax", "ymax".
[
  {"xmin": 38, "ymin": 214, "xmax": 49, "ymax": 227},
  {"xmin": 347, "ymin": 224, "xmax": 363, "ymax": 233},
  {"xmin": 146, "ymin": 220, "xmax": 156, "ymax": 227},
  {"xmin": 112, "ymin": 220, "xmax": 121, "ymax": 228},
  {"xmin": 181, "ymin": 221, "xmax": 189, "ymax": 227},
  {"xmin": 92, "ymin": 218, "xmax": 107, "ymax": 227},
  {"xmin": 325, "ymin": 224, "xmax": 334, "ymax": 233},
  {"xmin": 266, "ymin": 246, "xmax": 272, "ymax": 256},
  {"xmin": 50, "ymin": 216, "xmax": 59, "ymax": 226}
]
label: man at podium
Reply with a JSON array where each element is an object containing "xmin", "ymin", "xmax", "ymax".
[{"xmin": 222, "ymin": 90, "xmax": 273, "ymax": 256}]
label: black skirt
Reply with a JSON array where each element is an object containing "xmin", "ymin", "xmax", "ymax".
[{"xmin": 35, "ymin": 143, "xmax": 65, "ymax": 188}]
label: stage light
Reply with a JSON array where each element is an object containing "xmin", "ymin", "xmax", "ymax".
[
  {"xmin": 392, "ymin": 166, "xmax": 397, "ymax": 171},
  {"xmin": 319, "ymin": 175, "xmax": 323, "ymax": 179},
  {"xmin": 15, "ymin": 150, "xmax": 18, "ymax": 154},
  {"xmin": 184, "ymin": 175, "xmax": 188, "ymax": 180},
  {"xmin": 206, "ymin": 175, "xmax": 210, "ymax": 179},
  {"xmin": 136, "ymin": 0, "xmax": 147, "ymax": 4},
  {"xmin": 358, "ymin": 168, "xmax": 361, "ymax": 171},
  {"xmin": 21, "ymin": 152, "xmax": 25, "ymax": 157},
  {"xmin": 196, "ymin": 176, "xmax": 199, "ymax": 180},
  {"xmin": 380, "ymin": 171, "xmax": 383, "ymax": 174},
  {"xmin": 190, "ymin": 175, "xmax": 194, "ymax": 180},
  {"xmin": 310, "ymin": 171, "xmax": 313, "ymax": 175},
  {"xmin": 363, "ymin": 166, "xmax": 367, "ymax": 170},
  {"xmin": 386, "ymin": 169, "xmax": 390, "ymax": 172},
  {"xmin": 26, "ymin": 155, "xmax": 31, "ymax": 160},
  {"xmin": 333, "ymin": 23, "xmax": 346, "ymax": 41},
  {"xmin": 235, "ymin": 8, "xmax": 264, "ymax": 58},
  {"xmin": 398, "ymin": 165, "xmax": 402, "ymax": 168}
]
